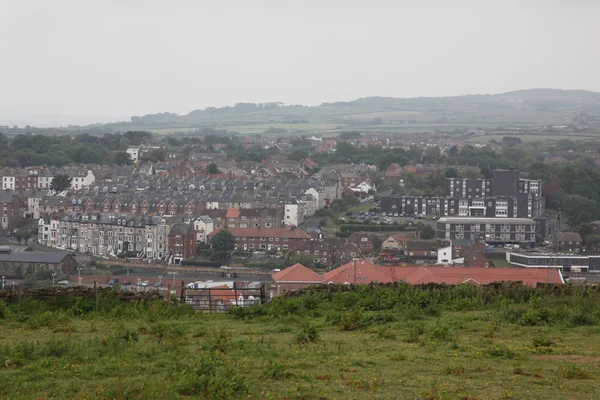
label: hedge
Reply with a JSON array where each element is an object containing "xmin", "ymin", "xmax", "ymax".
[{"xmin": 340, "ymin": 224, "xmax": 413, "ymax": 232}]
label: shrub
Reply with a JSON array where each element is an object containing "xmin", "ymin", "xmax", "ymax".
[
  {"xmin": 570, "ymin": 312, "xmax": 595, "ymax": 327},
  {"xmin": 487, "ymin": 345, "xmax": 518, "ymax": 359},
  {"xmin": 559, "ymin": 363, "xmax": 589, "ymax": 380},
  {"xmin": 531, "ymin": 336, "xmax": 554, "ymax": 348},
  {"xmin": 429, "ymin": 324, "xmax": 451, "ymax": 342},
  {"xmin": 263, "ymin": 360, "xmax": 292, "ymax": 380},
  {"xmin": 376, "ymin": 327, "xmax": 397, "ymax": 340},
  {"xmin": 295, "ymin": 323, "xmax": 320, "ymax": 344}
]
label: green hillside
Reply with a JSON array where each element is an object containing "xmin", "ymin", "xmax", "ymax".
[{"xmin": 1, "ymin": 283, "xmax": 600, "ymax": 399}]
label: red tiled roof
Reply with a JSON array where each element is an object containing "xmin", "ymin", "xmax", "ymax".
[
  {"xmin": 322, "ymin": 259, "xmax": 563, "ymax": 286},
  {"xmin": 272, "ymin": 264, "xmax": 323, "ymax": 283},
  {"xmin": 225, "ymin": 208, "xmax": 240, "ymax": 218},
  {"xmin": 208, "ymin": 227, "xmax": 311, "ymax": 239}
]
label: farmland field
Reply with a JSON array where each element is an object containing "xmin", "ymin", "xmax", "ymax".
[
  {"xmin": 466, "ymin": 133, "xmax": 600, "ymax": 144},
  {"xmin": 1, "ymin": 283, "xmax": 600, "ymax": 399}
]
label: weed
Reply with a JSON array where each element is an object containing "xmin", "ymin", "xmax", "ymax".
[
  {"xmin": 376, "ymin": 327, "xmax": 397, "ymax": 340},
  {"xmin": 263, "ymin": 360, "xmax": 292, "ymax": 380},
  {"xmin": 295, "ymin": 323, "xmax": 320, "ymax": 344},
  {"xmin": 559, "ymin": 363, "xmax": 590, "ymax": 380},
  {"xmin": 388, "ymin": 351, "xmax": 407, "ymax": 361},
  {"xmin": 192, "ymin": 325, "xmax": 208, "ymax": 338},
  {"xmin": 487, "ymin": 345, "xmax": 518, "ymax": 359},
  {"xmin": 430, "ymin": 324, "xmax": 451, "ymax": 342},
  {"xmin": 444, "ymin": 365, "xmax": 465, "ymax": 375}
]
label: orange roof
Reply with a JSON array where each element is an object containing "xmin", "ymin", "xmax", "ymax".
[
  {"xmin": 208, "ymin": 227, "xmax": 311, "ymax": 239},
  {"xmin": 322, "ymin": 259, "xmax": 563, "ymax": 286},
  {"xmin": 225, "ymin": 208, "xmax": 240, "ymax": 218},
  {"xmin": 272, "ymin": 264, "xmax": 323, "ymax": 283}
]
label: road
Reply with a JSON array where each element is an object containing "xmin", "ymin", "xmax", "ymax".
[{"xmin": 300, "ymin": 216, "xmax": 323, "ymax": 232}]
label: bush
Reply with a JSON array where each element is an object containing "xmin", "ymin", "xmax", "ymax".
[
  {"xmin": 559, "ymin": 363, "xmax": 590, "ymax": 380},
  {"xmin": 429, "ymin": 324, "xmax": 451, "ymax": 342},
  {"xmin": 295, "ymin": 323, "xmax": 320, "ymax": 344}
]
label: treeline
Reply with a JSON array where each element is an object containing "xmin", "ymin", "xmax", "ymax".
[{"xmin": 0, "ymin": 131, "xmax": 152, "ymax": 167}]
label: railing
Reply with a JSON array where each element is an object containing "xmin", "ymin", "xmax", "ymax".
[{"xmin": 183, "ymin": 284, "xmax": 268, "ymax": 313}]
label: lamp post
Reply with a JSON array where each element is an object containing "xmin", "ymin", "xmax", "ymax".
[
  {"xmin": 137, "ymin": 278, "xmax": 141, "ymax": 293},
  {"xmin": 168, "ymin": 271, "xmax": 178, "ymax": 289},
  {"xmin": 52, "ymin": 272, "xmax": 56, "ymax": 287},
  {"xmin": 158, "ymin": 275, "xmax": 163, "ymax": 288},
  {"xmin": 77, "ymin": 267, "xmax": 82, "ymax": 286}
]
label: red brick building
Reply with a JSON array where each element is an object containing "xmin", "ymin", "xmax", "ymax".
[
  {"xmin": 208, "ymin": 227, "xmax": 311, "ymax": 252},
  {"xmin": 14, "ymin": 172, "xmax": 39, "ymax": 190},
  {"xmin": 0, "ymin": 192, "xmax": 21, "ymax": 230},
  {"xmin": 167, "ymin": 223, "xmax": 197, "ymax": 264}
]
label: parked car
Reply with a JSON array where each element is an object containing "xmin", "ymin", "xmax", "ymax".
[
  {"xmin": 154, "ymin": 282, "xmax": 163, "ymax": 288},
  {"xmin": 108, "ymin": 279, "xmax": 119, "ymax": 286},
  {"xmin": 140, "ymin": 281, "xmax": 151, "ymax": 287},
  {"xmin": 57, "ymin": 280, "xmax": 69, "ymax": 286},
  {"xmin": 121, "ymin": 281, "xmax": 132, "ymax": 286},
  {"xmin": 394, "ymin": 213, "xmax": 399, "ymax": 217}
]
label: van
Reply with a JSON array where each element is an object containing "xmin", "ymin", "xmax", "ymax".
[{"xmin": 503, "ymin": 244, "xmax": 513, "ymax": 250}]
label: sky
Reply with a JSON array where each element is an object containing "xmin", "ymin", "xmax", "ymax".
[{"xmin": 1, "ymin": 0, "xmax": 599, "ymax": 126}]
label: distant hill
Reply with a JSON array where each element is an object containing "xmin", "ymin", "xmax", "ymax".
[{"xmin": 7, "ymin": 89, "xmax": 600, "ymax": 135}]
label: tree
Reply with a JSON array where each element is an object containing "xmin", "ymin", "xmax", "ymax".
[
  {"xmin": 113, "ymin": 151, "xmax": 133, "ymax": 165},
  {"xmin": 14, "ymin": 231, "xmax": 23, "ymax": 244},
  {"xmin": 211, "ymin": 230, "xmax": 236, "ymax": 264},
  {"xmin": 449, "ymin": 146, "xmax": 459, "ymax": 157},
  {"xmin": 419, "ymin": 225, "xmax": 436, "ymax": 240},
  {"xmin": 50, "ymin": 173, "xmax": 72, "ymax": 194},
  {"xmin": 206, "ymin": 163, "xmax": 220, "ymax": 174},
  {"xmin": 22, "ymin": 231, "xmax": 32, "ymax": 245},
  {"xmin": 339, "ymin": 131, "xmax": 361, "ymax": 140},
  {"xmin": 288, "ymin": 149, "xmax": 308, "ymax": 161}
]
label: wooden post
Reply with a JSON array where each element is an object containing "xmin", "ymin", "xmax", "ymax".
[
  {"xmin": 208, "ymin": 289, "xmax": 212, "ymax": 314},
  {"xmin": 180, "ymin": 281, "xmax": 185, "ymax": 304},
  {"xmin": 167, "ymin": 284, "xmax": 172, "ymax": 306}
]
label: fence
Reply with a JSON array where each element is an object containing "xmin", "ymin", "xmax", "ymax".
[{"xmin": 183, "ymin": 284, "xmax": 268, "ymax": 313}]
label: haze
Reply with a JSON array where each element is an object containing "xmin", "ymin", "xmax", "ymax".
[{"xmin": 1, "ymin": 0, "xmax": 599, "ymax": 126}]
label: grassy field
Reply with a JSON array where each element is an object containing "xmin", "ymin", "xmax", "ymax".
[
  {"xmin": 466, "ymin": 133, "xmax": 600, "ymax": 144},
  {"xmin": 1, "ymin": 284, "xmax": 600, "ymax": 399}
]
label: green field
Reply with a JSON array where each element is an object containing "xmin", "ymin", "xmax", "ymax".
[
  {"xmin": 1, "ymin": 284, "xmax": 600, "ymax": 399},
  {"xmin": 467, "ymin": 133, "xmax": 600, "ymax": 144}
]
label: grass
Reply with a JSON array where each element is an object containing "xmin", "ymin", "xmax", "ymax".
[
  {"xmin": 2, "ymin": 285, "xmax": 600, "ymax": 399},
  {"xmin": 466, "ymin": 133, "xmax": 600, "ymax": 144}
]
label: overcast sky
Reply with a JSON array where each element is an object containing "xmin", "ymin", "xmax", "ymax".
[{"xmin": 1, "ymin": 0, "xmax": 599, "ymax": 126}]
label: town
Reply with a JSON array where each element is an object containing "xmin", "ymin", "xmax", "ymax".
[{"xmin": 1, "ymin": 123, "xmax": 599, "ymax": 302}]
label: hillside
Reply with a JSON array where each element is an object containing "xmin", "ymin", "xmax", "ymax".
[
  {"xmin": 92, "ymin": 88, "xmax": 600, "ymax": 136},
  {"xmin": 1, "ymin": 283, "xmax": 600, "ymax": 399}
]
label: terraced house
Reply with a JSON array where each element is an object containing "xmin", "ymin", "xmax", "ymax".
[{"xmin": 38, "ymin": 213, "xmax": 177, "ymax": 263}]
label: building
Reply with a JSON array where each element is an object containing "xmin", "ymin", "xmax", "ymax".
[
  {"xmin": 208, "ymin": 227, "xmax": 311, "ymax": 252},
  {"xmin": 381, "ymin": 169, "xmax": 544, "ymax": 219},
  {"xmin": 0, "ymin": 192, "xmax": 21, "ymax": 230},
  {"xmin": 557, "ymin": 232, "xmax": 584, "ymax": 252},
  {"xmin": 167, "ymin": 223, "xmax": 197, "ymax": 264},
  {"xmin": 126, "ymin": 146, "xmax": 141, "ymax": 163},
  {"xmin": 295, "ymin": 238, "xmax": 360, "ymax": 266},
  {"xmin": 193, "ymin": 216, "xmax": 214, "ymax": 244},
  {"xmin": 436, "ymin": 217, "xmax": 536, "ymax": 246},
  {"xmin": 506, "ymin": 252, "xmax": 599, "ymax": 274},
  {"xmin": 322, "ymin": 259, "xmax": 563, "ymax": 286},
  {"xmin": 38, "ymin": 213, "xmax": 171, "ymax": 261},
  {"xmin": 67, "ymin": 170, "xmax": 95, "ymax": 191},
  {"xmin": 0, "ymin": 252, "xmax": 77, "ymax": 277},
  {"xmin": 272, "ymin": 263, "xmax": 323, "ymax": 295}
]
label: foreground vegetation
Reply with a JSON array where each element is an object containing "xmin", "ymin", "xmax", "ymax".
[{"xmin": 1, "ymin": 283, "xmax": 600, "ymax": 399}]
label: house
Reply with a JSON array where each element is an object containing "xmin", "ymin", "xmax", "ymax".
[
  {"xmin": 167, "ymin": 223, "xmax": 197, "ymax": 264},
  {"xmin": 380, "ymin": 233, "xmax": 413, "ymax": 253},
  {"xmin": 0, "ymin": 192, "xmax": 21, "ymax": 230},
  {"xmin": 384, "ymin": 163, "xmax": 403, "ymax": 181},
  {"xmin": 0, "ymin": 252, "xmax": 77, "ymax": 277},
  {"xmin": 67, "ymin": 170, "xmax": 95, "ymax": 191},
  {"xmin": 404, "ymin": 240, "xmax": 438, "ymax": 261},
  {"xmin": 295, "ymin": 238, "xmax": 360, "ymax": 267},
  {"xmin": 462, "ymin": 241, "xmax": 490, "ymax": 268},
  {"xmin": 347, "ymin": 232, "xmax": 375, "ymax": 254},
  {"xmin": 208, "ymin": 227, "xmax": 311, "ymax": 252},
  {"xmin": 272, "ymin": 263, "xmax": 323, "ymax": 295},
  {"xmin": 557, "ymin": 232, "xmax": 584, "ymax": 252},
  {"xmin": 193, "ymin": 216, "xmax": 214, "ymax": 245},
  {"xmin": 299, "ymin": 158, "xmax": 319, "ymax": 172}
]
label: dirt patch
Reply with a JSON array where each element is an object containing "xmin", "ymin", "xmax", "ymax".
[{"xmin": 533, "ymin": 355, "xmax": 600, "ymax": 364}]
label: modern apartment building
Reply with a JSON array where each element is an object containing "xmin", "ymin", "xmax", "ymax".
[
  {"xmin": 436, "ymin": 217, "xmax": 536, "ymax": 245},
  {"xmin": 381, "ymin": 169, "xmax": 544, "ymax": 219}
]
